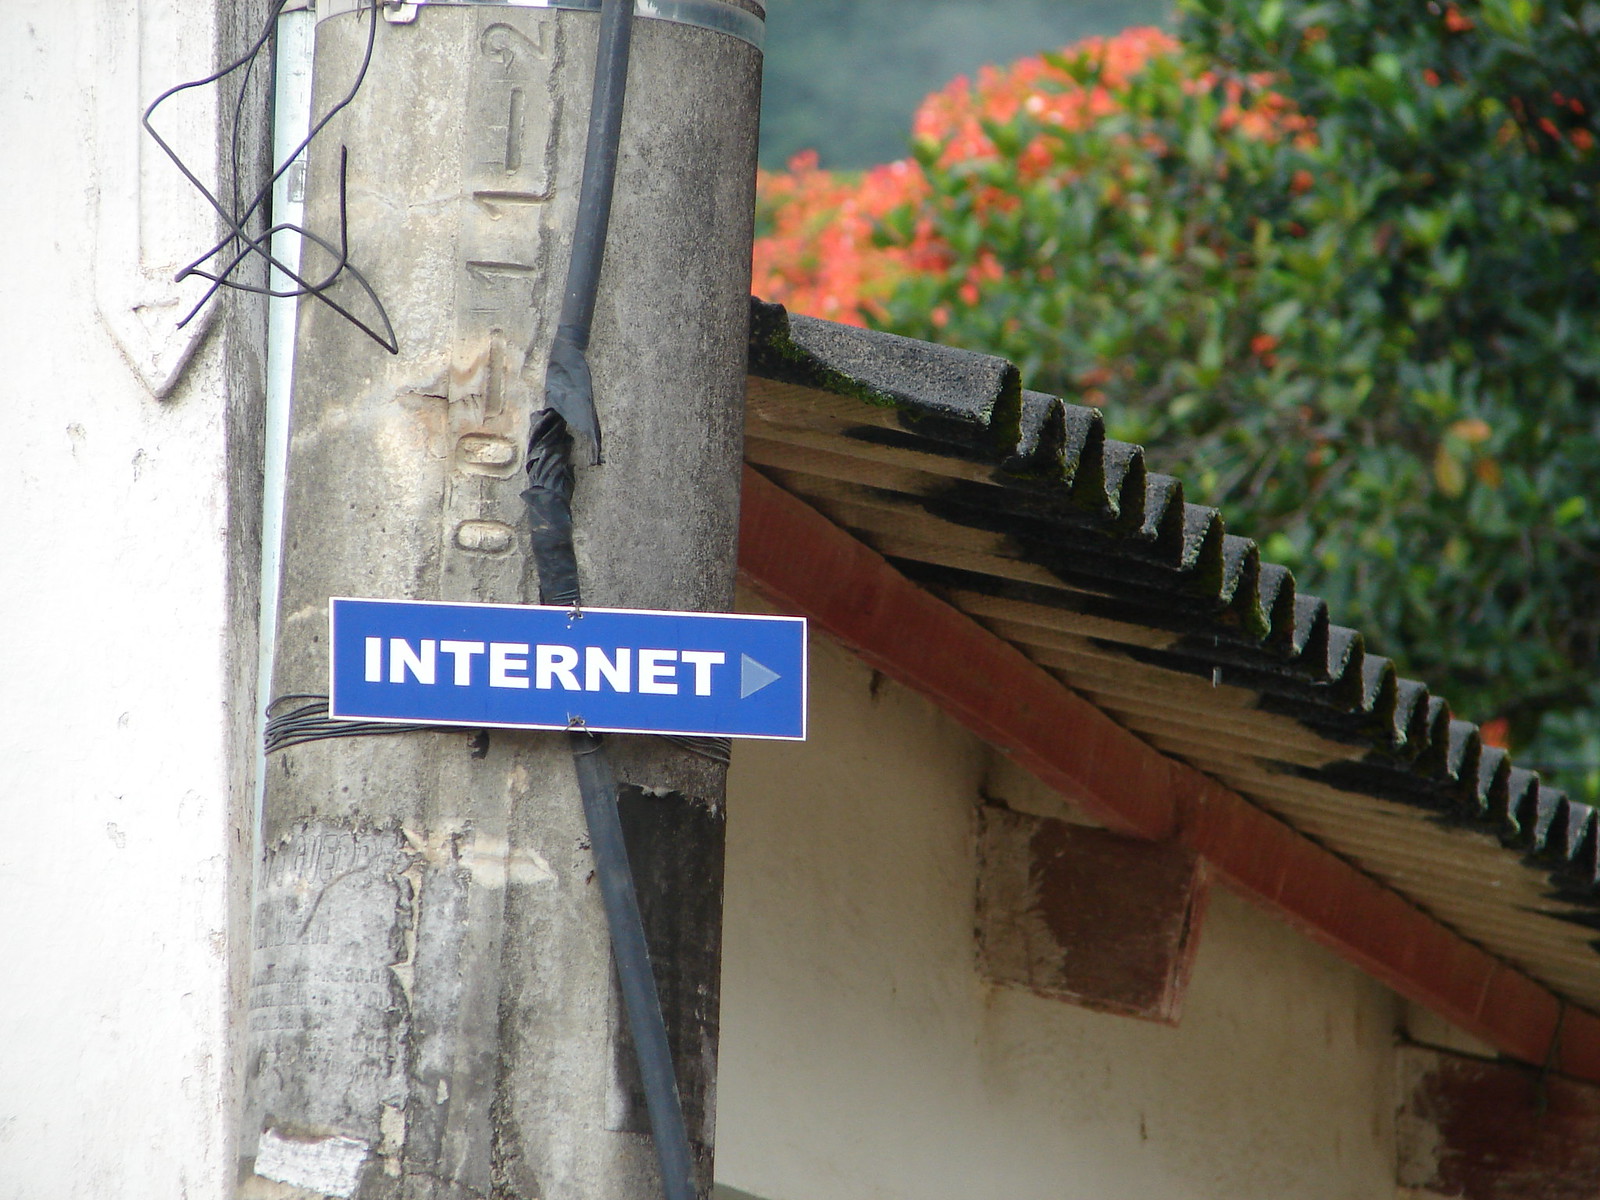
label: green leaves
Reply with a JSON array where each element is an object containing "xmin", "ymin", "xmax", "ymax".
[{"xmin": 858, "ymin": 5, "xmax": 1600, "ymax": 796}]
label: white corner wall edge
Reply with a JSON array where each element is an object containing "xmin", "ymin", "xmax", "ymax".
[{"xmin": 0, "ymin": 2, "xmax": 264, "ymax": 1197}]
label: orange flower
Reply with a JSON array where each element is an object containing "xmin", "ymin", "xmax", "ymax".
[
  {"xmin": 752, "ymin": 26, "xmax": 1315, "ymax": 327},
  {"xmin": 1479, "ymin": 718, "xmax": 1511, "ymax": 749},
  {"xmin": 1291, "ymin": 168, "xmax": 1314, "ymax": 195},
  {"xmin": 1443, "ymin": 5, "xmax": 1474, "ymax": 32},
  {"xmin": 1449, "ymin": 417, "xmax": 1492, "ymax": 444},
  {"xmin": 1422, "ymin": 68, "xmax": 1442, "ymax": 87},
  {"xmin": 750, "ymin": 151, "xmax": 937, "ymax": 325},
  {"xmin": 910, "ymin": 27, "xmax": 1181, "ymax": 173}
]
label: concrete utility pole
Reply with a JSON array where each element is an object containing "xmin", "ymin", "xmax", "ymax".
[{"xmin": 241, "ymin": 3, "xmax": 761, "ymax": 1197}]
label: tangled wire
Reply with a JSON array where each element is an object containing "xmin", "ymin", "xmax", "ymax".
[{"xmin": 141, "ymin": 0, "xmax": 397, "ymax": 352}]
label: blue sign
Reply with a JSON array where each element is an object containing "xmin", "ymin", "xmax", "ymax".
[{"xmin": 328, "ymin": 597, "xmax": 807, "ymax": 740}]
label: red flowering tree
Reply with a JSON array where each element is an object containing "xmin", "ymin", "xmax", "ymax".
[
  {"xmin": 752, "ymin": 152, "xmax": 935, "ymax": 324},
  {"xmin": 753, "ymin": 7, "xmax": 1600, "ymax": 796}
]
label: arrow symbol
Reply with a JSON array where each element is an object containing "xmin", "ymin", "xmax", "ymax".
[{"xmin": 740, "ymin": 654, "xmax": 781, "ymax": 699}]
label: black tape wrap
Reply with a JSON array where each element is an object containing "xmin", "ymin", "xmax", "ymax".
[
  {"xmin": 543, "ymin": 324, "xmax": 604, "ymax": 465},
  {"xmin": 521, "ymin": 408, "xmax": 580, "ymax": 607}
]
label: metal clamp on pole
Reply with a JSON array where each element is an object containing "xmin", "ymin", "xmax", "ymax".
[{"xmin": 314, "ymin": 0, "xmax": 766, "ymax": 51}]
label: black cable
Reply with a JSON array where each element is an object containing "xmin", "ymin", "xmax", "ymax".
[
  {"xmin": 522, "ymin": 4, "xmax": 697, "ymax": 1197},
  {"xmin": 571, "ymin": 731, "xmax": 697, "ymax": 1198},
  {"xmin": 563, "ymin": 0, "xmax": 632, "ymax": 336},
  {"xmin": 142, "ymin": 0, "xmax": 397, "ymax": 352},
  {"xmin": 540, "ymin": 0, "xmax": 635, "ymax": 465},
  {"xmin": 263, "ymin": 691, "xmax": 728, "ymax": 766},
  {"xmin": 263, "ymin": 694, "xmax": 433, "ymax": 754},
  {"xmin": 657, "ymin": 733, "xmax": 732, "ymax": 766}
]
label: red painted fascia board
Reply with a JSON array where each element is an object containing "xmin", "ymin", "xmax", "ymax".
[
  {"xmin": 737, "ymin": 465, "xmax": 1181, "ymax": 843},
  {"xmin": 737, "ymin": 465, "xmax": 1600, "ymax": 1082}
]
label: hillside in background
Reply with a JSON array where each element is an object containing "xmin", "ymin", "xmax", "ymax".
[{"xmin": 758, "ymin": 0, "xmax": 1169, "ymax": 168}]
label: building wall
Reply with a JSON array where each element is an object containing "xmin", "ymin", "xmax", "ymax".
[
  {"xmin": 718, "ymin": 631, "xmax": 1403, "ymax": 1200},
  {"xmin": 0, "ymin": 3, "xmax": 264, "ymax": 1197}
]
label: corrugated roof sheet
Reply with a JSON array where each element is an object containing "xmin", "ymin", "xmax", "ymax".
[{"xmin": 744, "ymin": 299, "xmax": 1600, "ymax": 1014}]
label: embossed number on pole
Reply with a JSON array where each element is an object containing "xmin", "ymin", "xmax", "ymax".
[{"xmin": 329, "ymin": 597, "xmax": 807, "ymax": 740}]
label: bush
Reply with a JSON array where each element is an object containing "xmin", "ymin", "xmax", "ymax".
[{"xmin": 751, "ymin": 8, "xmax": 1600, "ymax": 795}]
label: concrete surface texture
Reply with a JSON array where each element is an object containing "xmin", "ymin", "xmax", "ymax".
[{"xmin": 243, "ymin": 5, "xmax": 758, "ymax": 1197}]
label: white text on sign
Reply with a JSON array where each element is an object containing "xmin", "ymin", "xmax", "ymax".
[{"xmin": 365, "ymin": 637, "xmax": 726, "ymax": 696}]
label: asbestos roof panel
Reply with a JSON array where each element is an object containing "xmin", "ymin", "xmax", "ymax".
[{"xmin": 745, "ymin": 298, "xmax": 1600, "ymax": 1013}]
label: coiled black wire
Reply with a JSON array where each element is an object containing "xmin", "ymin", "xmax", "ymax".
[
  {"xmin": 264, "ymin": 690, "xmax": 727, "ymax": 764},
  {"xmin": 264, "ymin": 694, "xmax": 433, "ymax": 753},
  {"xmin": 142, "ymin": 0, "xmax": 397, "ymax": 352}
]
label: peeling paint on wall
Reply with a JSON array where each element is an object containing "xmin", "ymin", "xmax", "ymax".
[{"xmin": 975, "ymin": 805, "xmax": 1208, "ymax": 1023}]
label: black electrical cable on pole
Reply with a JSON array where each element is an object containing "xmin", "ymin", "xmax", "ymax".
[
  {"xmin": 569, "ymin": 730, "xmax": 696, "ymax": 1199},
  {"xmin": 540, "ymin": 0, "xmax": 634, "ymax": 466},
  {"xmin": 522, "ymin": 3, "xmax": 697, "ymax": 1198}
]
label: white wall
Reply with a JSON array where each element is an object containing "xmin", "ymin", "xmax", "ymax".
[
  {"xmin": 0, "ymin": 4, "xmax": 262, "ymax": 1196},
  {"xmin": 718, "ymin": 633, "xmax": 1403, "ymax": 1200}
]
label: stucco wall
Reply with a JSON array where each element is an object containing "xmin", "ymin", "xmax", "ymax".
[
  {"xmin": 718, "ymin": 631, "xmax": 1403, "ymax": 1200},
  {"xmin": 0, "ymin": 4, "xmax": 264, "ymax": 1196}
]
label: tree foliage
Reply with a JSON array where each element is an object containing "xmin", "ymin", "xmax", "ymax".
[{"xmin": 751, "ymin": 5, "xmax": 1600, "ymax": 796}]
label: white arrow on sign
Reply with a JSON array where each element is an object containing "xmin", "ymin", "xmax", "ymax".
[{"xmin": 740, "ymin": 654, "xmax": 781, "ymax": 699}]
